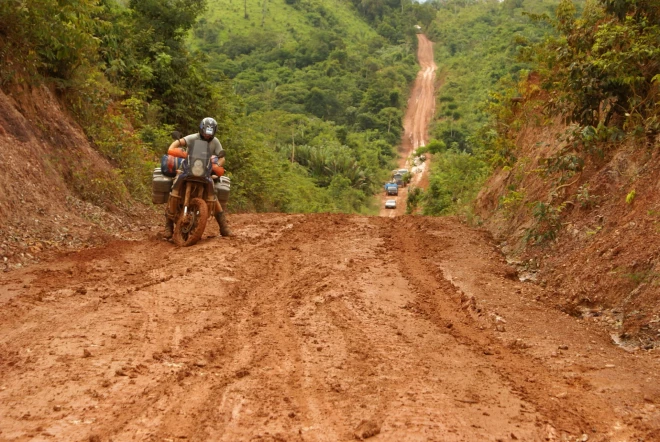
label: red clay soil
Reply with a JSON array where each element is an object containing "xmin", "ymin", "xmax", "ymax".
[
  {"xmin": 379, "ymin": 34, "xmax": 436, "ymax": 218},
  {"xmin": 401, "ymin": 34, "xmax": 437, "ymax": 156},
  {"xmin": 3, "ymin": 37, "xmax": 660, "ymax": 442},
  {"xmin": 476, "ymin": 108, "xmax": 660, "ymax": 348},
  {"xmin": 0, "ymin": 85, "xmax": 156, "ymax": 272},
  {"xmin": 2, "ymin": 214, "xmax": 660, "ymax": 441}
]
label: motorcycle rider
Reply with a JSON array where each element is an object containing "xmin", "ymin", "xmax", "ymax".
[{"xmin": 162, "ymin": 117, "xmax": 232, "ymax": 239}]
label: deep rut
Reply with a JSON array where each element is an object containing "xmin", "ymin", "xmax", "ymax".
[{"xmin": 2, "ymin": 214, "xmax": 659, "ymax": 441}]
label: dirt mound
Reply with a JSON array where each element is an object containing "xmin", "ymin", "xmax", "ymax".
[
  {"xmin": 0, "ymin": 85, "xmax": 156, "ymax": 271},
  {"xmin": 476, "ymin": 115, "xmax": 660, "ymax": 346}
]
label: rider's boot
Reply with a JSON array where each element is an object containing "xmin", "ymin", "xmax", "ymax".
[
  {"xmin": 162, "ymin": 216, "xmax": 174, "ymax": 239},
  {"xmin": 215, "ymin": 212, "xmax": 232, "ymax": 237}
]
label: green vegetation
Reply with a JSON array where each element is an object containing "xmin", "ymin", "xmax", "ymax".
[
  {"xmin": 422, "ymin": 148, "xmax": 489, "ymax": 216},
  {"xmin": 0, "ymin": 0, "xmax": 226, "ymax": 209},
  {"xmin": 189, "ymin": 0, "xmax": 438, "ymax": 212},
  {"xmin": 427, "ymin": 0, "xmax": 558, "ymax": 152},
  {"xmin": 525, "ymin": 200, "xmax": 565, "ymax": 244},
  {"xmin": 0, "ymin": 0, "xmax": 438, "ymax": 214},
  {"xmin": 411, "ymin": 0, "xmax": 561, "ymax": 217},
  {"xmin": 193, "ymin": 0, "xmax": 378, "ymax": 48},
  {"xmin": 530, "ymin": 0, "xmax": 660, "ymax": 139},
  {"xmin": 9, "ymin": 0, "xmax": 652, "ymax": 222},
  {"xmin": 576, "ymin": 184, "xmax": 599, "ymax": 209},
  {"xmin": 419, "ymin": 0, "xmax": 660, "ymax": 237}
]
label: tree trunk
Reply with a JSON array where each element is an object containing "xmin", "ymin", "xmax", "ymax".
[{"xmin": 262, "ymin": 0, "xmax": 267, "ymax": 27}]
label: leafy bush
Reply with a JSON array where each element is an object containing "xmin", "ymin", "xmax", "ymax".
[
  {"xmin": 526, "ymin": 201, "xmax": 565, "ymax": 244},
  {"xmin": 576, "ymin": 184, "xmax": 599, "ymax": 209},
  {"xmin": 528, "ymin": 0, "xmax": 660, "ymax": 138},
  {"xmin": 0, "ymin": 0, "xmax": 101, "ymax": 83},
  {"xmin": 422, "ymin": 148, "xmax": 489, "ymax": 216},
  {"xmin": 499, "ymin": 188, "xmax": 526, "ymax": 219},
  {"xmin": 406, "ymin": 186, "xmax": 423, "ymax": 214}
]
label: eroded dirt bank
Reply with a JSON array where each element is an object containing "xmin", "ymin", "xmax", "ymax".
[{"xmin": 1, "ymin": 214, "xmax": 659, "ymax": 441}]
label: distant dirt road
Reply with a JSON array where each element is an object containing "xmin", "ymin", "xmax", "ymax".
[
  {"xmin": 1, "ymin": 214, "xmax": 660, "ymax": 441},
  {"xmin": 380, "ymin": 34, "xmax": 437, "ymax": 217},
  {"xmin": 402, "ymin": 34, "xmax": 437, "ymax": 155}
]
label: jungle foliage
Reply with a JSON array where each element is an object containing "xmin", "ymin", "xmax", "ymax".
[
  {"xmin": 528, "ymin": 0, "xmax": 660, "ymax": 140},
  {"xmin": 191, "ymin": 0, "xmax": 438, "ymax": 213},
  {"xmin": 414, "ymin": 0, "xmax": 561, "ymax": 217},
  {"xmin": 0, "ymin": 0, "xmax": 437, "ymax": 214},
  {"xmin": 0, "ymin": 0, "xmax": 230, "ymax": 208},
  {"xmin": 418, "ymin": 0, "xmax": 659, "ymax": 235}
]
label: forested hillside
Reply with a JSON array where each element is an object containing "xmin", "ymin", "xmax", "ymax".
[
  {"xmin": 0, "ymin": 0, "xmax": 437, "ymax": 215},
  {"xmin": 191, "ymin": 0, "xmax": 437, "ymax": 212},
  {"xmin": 1, "ymin": 0, "xmax": 231, "ymax": 209},
  {"xmin": 410, "ymin": 0, "xmax": 562, "ymax": 217},
  {"xmin": 442, "ymin": 0, "xmax": 660, "ymax": 341}
]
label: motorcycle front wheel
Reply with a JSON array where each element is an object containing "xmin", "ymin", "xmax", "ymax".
[{"xmin": 173, "ymin": 197, "xmax": 208, "ymax": 246}]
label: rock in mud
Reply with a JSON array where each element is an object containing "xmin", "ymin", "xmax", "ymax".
[{"xmin": 354, "ymin": 419, "xmax": 381, "ymax": 440}]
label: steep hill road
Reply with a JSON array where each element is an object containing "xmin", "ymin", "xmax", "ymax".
[{"xmin": 380, "ymin": 34, "xmax": 437, "ymax": 217}]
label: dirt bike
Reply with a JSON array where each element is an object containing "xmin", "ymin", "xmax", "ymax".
[{"xmin": 166, "ymin": 136, "xmax": 223, "ymax": 247}]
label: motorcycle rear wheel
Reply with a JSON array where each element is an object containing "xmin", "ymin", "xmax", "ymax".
[{"xmin": 173, "ymin": 197, "xmax": 208, "ymax": 246}]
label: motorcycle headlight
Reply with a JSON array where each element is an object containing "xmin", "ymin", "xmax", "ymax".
[{"xmin": 192, "ymin": 159, "xmax": 204, "ymax": 177}]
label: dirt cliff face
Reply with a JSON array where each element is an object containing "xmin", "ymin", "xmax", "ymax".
[
  {"xmin": 0, "ymin": 85, "xmax": 154, "ymax": 271},
  {"xmin": 476, "ymin": 114, "xmax": 660, "ymax": 347}
]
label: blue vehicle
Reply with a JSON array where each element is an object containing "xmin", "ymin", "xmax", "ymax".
[{"xmin": 384, "ymin": 182, "xmax": 398, "ymax": 196}]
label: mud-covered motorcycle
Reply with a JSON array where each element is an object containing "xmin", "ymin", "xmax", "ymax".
[{"xmin": 166, "ymin": 137, "xmax": 224, "ymax": 247}]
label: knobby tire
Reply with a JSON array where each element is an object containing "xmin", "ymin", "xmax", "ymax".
[{"xmin": 173, "ymin": 197, "xmax": 208, "ymax": 247}]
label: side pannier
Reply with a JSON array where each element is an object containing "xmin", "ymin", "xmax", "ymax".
[
  {"xmin": 152, "ymin": 168, "xmax": 173, "ymax": 204},
  {"xmin": 214, "ymin": 176, "xmax": 230, "ymax": 209}
]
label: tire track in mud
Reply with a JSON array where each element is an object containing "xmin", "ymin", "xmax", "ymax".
[
  {"xmin": 0, "ymin": 217, "xmax": 297, "ymax": 441},
  {"xmin": 108, "ymin": 215, "xmax": 543, "ymax": 441},
  {"xmin": 383, "ymin": 218, "xmax": 592, "ymax": 434},
  {"xmin": 402, "ymin": 34, "xmax": 437, "ymax": 154},
  {"xmin": 1, "ymin": 214, "xmax": 660, "ymax": 441},
  {"xmin": 381, "ymin": 216, "xmax": 660, "ymax": 441}
]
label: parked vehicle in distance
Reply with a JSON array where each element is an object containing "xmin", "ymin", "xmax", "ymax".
[
  {"xmin": 384, "ymin": 182, "xmax": 398, "ymax": 196},
  {"xmin": 392, "ymin": 173, "xmax": 404, "ymax": 187},
  {"xmin": 397, "ymin": 168, "xmax": 409, "ymax": 176},
  {"xmin": 385, "ymin": 199, "xmax": 396, "ymax": 209}
]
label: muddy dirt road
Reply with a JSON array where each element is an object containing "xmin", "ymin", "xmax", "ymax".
[
  {"xmin": 1, "ymin": 214, "xmax": 660, "ymax": 441},
  {"xmin": 1, "ymin": 33, "xmax": 660, "ymax": 442},
  {"xmin": 380, "ymin": 34, "xmax": 436, "ymax": 218},
  {"xmin": 402, "ymin": 34, "xmax": 437, "ymax": 155}
]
